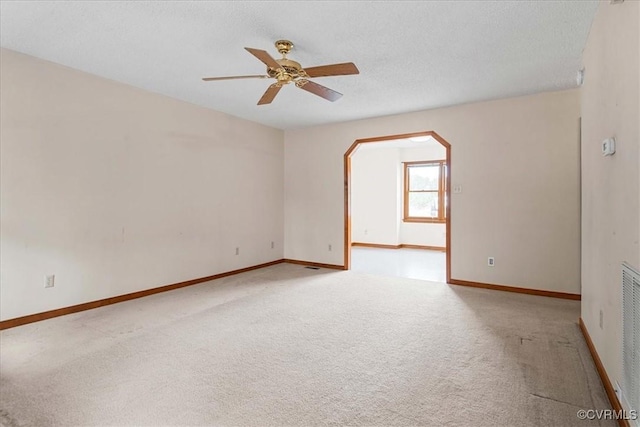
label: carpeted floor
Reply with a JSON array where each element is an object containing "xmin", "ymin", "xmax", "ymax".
[{"xmin": 1, "ymin": 263, "xmax": 614, "ymax": 426}]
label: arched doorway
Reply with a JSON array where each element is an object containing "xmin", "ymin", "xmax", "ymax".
[{"xmin": 344, "ymin": 131, "xmax": 451, "ymax": 282}]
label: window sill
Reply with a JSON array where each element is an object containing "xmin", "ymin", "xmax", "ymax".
[{"xmin": 403, "ymin": 218, "xmax": 446, "ymax": 224}]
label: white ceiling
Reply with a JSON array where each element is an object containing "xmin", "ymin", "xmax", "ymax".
[{"xmin": 0, "ymin": 1, "xmax": 598, "ymax": 130}]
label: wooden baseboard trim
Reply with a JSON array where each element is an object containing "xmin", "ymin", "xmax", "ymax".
[
  {"xmin": 0, "ymin": 259, "xmax": 286, "ymax": 331},
  {"xmin": 448, "ymin": 278, "xmax": 581, "ymax": 300},
  {"xmin": 352, "ymin": 242, "xmax": 446, "ymax": 251},
  {"xmin": 283, "ymin": 259, "xmax": 346, "ymax": 270},
  {"xmin": 579, "ymin": 318, "xmax": 630, "ymax": 427}
]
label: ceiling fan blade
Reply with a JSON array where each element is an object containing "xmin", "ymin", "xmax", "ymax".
[
  {"xmin": 202, "ymin": 75, "xmax": 269, "ymax": 81},
  {"xmin": 257, "ymin": 84, "xmax": 282, "ymax": 105},
  {"xmin": 245, "ymin": 47, "xmax": 282, "ymax": 70},
  {"xmin": 303, "ymin": 62, "xmax": 359, "ymax": 78},
  {"xmin": 298, "ymin": 80, "xmax": 343, "ymax": 102}
]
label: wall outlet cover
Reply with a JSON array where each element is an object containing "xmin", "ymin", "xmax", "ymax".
[
  {"xmin": 602, "ymin": 137, "xmax": 616, "ymax": 156},
  {"xmin": 44, "ymin": 274, "xmax": 55, "ymax": 288}
]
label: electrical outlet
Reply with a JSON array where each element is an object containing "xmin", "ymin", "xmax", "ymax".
[
  {"xmin": 599, "ymin": 309, "xmax": 604, "ymax": 329},
  {"xmin": 453, "ymin": 185, "xmax": 463, "ymax": 194},
  {"xmin": 364, "ymin": 229, "xmax": 368, "ymax": 235},
  {"xmin": 44, "ymin": 274, "xmax": 55, "ymax": 288},
  {"xmin": 328, "ymin": 244, "xmax": 332, "ymax": 251},
  {"xmin": 487, "ymin": 257, "xmax": 495, "ymax": 267},
  {"xmin": 271, "ymin": 241, "xmax": 274, "ymax": 249},
  {"xmin": 235, "ymin": 247, "xmax": 239, "ymax": 255}
]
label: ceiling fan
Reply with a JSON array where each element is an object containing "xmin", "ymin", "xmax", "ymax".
[{"xmin": 202, "ymin": 40, "xmax": 359, "ymax": 105}]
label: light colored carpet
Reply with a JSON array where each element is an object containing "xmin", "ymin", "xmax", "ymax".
[{"xmin": 1, "ymin": 263, "xmax": 613, "ymax": 426}]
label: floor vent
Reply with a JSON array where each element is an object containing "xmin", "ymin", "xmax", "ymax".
[
  {"xmin": 622, "ymin": 262, "xmax": 639, "ymax": 418},
  {"xmin": 305, "ymin": 266, "xmax": 320, "ymax": 270}
]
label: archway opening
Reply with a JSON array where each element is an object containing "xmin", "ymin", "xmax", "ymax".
[{"xmin": 344, "ymin": 131, "xmax": 451, "ymax": 283}]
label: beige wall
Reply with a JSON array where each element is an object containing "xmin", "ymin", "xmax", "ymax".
[
  {"xmin": 0, "ymin": 49, "xmax": 284, "ymax": 321},
  {"xmin": 284, "ymin": 89, "xmax": 581, "ymax": 293},
  {"xmin": 580, "ymin": 0, "xmax": 640, "ymax": 408}
]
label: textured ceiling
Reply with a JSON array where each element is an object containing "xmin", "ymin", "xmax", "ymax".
[{"xmin": 0, "ymin": 1, "xmax": 598, "ymax": 130}]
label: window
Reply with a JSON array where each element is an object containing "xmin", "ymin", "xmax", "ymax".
[{"xmin": 403, "ymin": 160, "xmax": 446, "ymax": 223}]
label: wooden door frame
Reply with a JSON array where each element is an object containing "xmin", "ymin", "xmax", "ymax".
[{"xmin": 343, "ymin": 131, "xmax": 452, "ymax": 283}]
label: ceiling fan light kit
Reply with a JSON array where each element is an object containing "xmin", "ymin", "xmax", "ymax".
[{"xmin": 202, "ymin": 39, "xmax": 359, "ymax": 105}]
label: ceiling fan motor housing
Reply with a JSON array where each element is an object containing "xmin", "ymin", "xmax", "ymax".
[{"xmin": 267, "ymin": 58, "xmax": 307, "ymax": 83}]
